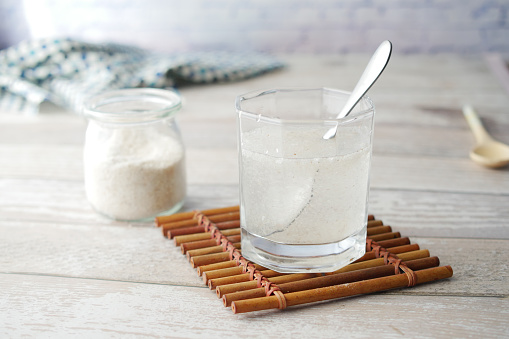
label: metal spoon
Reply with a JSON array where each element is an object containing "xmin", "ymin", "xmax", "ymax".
[
  {"xmin": 462, "ymin": 105, "xmax": 509, "ymax": 168},
  {"xmin": 323, "ymin": 40, "xmax": 392, "ymax": 139}
]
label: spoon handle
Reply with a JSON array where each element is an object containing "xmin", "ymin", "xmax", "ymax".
[
  {"xmin": 322, "ymin": 41, "xmax": 392, "ymax": 140},
  {"xmin": 337, "ymin": 40, "xmax": 392, "ymax": 119},
  {"xmin": 462, "ymin": 105, "xmax": 493, "ymax": 144}
]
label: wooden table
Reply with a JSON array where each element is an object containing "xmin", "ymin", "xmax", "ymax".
[{"xmin": 1, "ymin": 54, "xmax": 508, "ymax": 337}]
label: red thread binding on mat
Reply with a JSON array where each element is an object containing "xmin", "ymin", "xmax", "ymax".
[
  {"xmin": 247, "ymin": 264, "xmax": 257, "ymax": 281},
  {"xmin": 192, "ymin": 210, "xmax": 288, "ymax": 310},
  {"xmin": 220, "ymin": 238, "xmax": 229, "ymax": 252},
  {"xmin": 273, "ymin": 290, "xmax": 287, "ymax": 309},
  {"xmin": 367, "ymin": 239, "xmax": 417, "ymax": 287}
]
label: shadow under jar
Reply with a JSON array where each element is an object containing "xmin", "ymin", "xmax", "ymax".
[
  {"xmin": 236, "ymin": 88, "xmax": 375, "ymax": 273},
  {"xmin": 83, "ymin": 88, "xmax": 186, "ymax": 221}
]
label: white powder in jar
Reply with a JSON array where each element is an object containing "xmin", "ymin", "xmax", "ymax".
[{"xmin": 84, "ymin": 126, "xmax": 186, "ymax": 221}]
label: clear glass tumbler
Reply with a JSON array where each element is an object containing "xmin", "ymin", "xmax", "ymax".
[
  {"xmin": 83, "ymin": 88, "xmax": 186, "ymax": 221},
  {"xmin": 236, "ymin": 88, "xmax": 375, "ymax": 273}
]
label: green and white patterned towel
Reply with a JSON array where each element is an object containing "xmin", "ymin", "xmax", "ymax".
[{"xmin": 0, "ymin": 38, "xmax": 284, "ymax": 114}]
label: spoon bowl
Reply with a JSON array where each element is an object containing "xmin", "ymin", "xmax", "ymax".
[
  {"xmin": 463, "ymin": 105, "xmax": 509, "ymax": 168},
  {"xmin": 470, "ymin": 141, "xmax": 509, "ymax": 168}
]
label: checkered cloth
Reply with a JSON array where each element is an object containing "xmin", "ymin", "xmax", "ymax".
[{"xmin": 0, "ymin": 38, "xmax": 284, "ymax": 114}]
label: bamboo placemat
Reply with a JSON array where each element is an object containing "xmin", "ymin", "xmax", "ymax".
[{"xmin": 155, "ymin": 205, "xmax": 453, "ymax": 314}]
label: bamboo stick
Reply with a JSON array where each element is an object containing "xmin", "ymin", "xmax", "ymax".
[
  {"xmin": 181, "ymin": 239, "xmax": 218, "ymax": 254},
  {"xmin": 368, "ymin": 232, "xmax": 400, "ymax": 241},
  {"xmin": 186, "ymin": 242, "xmax": 241, "ymax": 261},
  {"xmin": 174, "ymin": 228, "xmax": 240, "ymax": 246},
  {"xmin": 161, "ymin": 211, "xmax": 240, "ymax": 235},
  {"xmin": 208, "ymin": 269, "xmax": 285, "ymax": 290},
  {"xmin": 369, "ymin": 237, "xmax": 410, "ymax": 248},
  {"xmin": 231, "ymin": 265, "xmax": 453, "ymax": 313},
  {"xmin": 326, "ymin": 249, "xmax": 429, "ymax": 275},
  {"xmin": 180, "ymin": 235, "xmax": 241, "ymax": 254},
  {"xmin": 155, "ymin": 205, "xmax": 239, "ymax": 226},
  {"xmin": 355, "ymin": 243, "xmax": 420, "ymax": 262},
  {"xmin": 168, "ymin": 225, "xmax": 205, "ymax": 239},
  {"xmin": 203, "ymin": 266, "xmax": 246, "ymax": 283},
  {"xmin": 174, "ymin": 232, "xmax": 214, "ymax": 245},
  {"xmin": 168, "ymin": 220, "xmax": 241, "ymax": 239},
  {"xmin": 367, "ymin": 225, "xmax": 392, "ymax": 236},
  {"xmin": 202, "ymin": 263, "xmax": 266, "ymax": 283},
  {"xmin": 190, "ymin": 252, "xmax": 230, "ymax": 268},
  {"xmin": 367, "ymin": 219, "xmax": 383, "ymax": 228},
  {"xmin": 197, "ymin": 261, "xmax": 239, "ymax": 275}
]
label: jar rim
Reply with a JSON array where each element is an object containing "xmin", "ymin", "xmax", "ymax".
[{"xmin": 83, "ymin": 88, "xmax": 182, "ymax": 123}]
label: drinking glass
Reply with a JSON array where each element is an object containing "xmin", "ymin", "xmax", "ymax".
[{"xmin": 236, "ymin": 88, "xmax": 375, "ymax": 273}]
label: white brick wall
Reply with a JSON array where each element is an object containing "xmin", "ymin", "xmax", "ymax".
[{"xmin": 1, "ymin": 0, "xmax": 508, "ymax": 54}]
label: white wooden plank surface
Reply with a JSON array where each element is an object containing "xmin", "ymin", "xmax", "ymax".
[
  {"xmin": 1, "ymin": 273, "xmax": 507, "ymax": 338},
  {"xmin": 1, "ymin": 54, "xmax": 509, "ymax": 337}
]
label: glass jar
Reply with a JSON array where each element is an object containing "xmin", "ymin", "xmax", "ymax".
[{"xmin": 82, "ymin": 88, "xmax": 186, "ymax": 221}]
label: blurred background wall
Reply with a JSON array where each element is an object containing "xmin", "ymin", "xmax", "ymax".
[{"xmin": 1, "ymin": 0, "xmax": 508, "ymax": 53}]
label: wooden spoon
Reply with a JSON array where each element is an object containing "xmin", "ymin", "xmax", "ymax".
[{"xmin": 463, "ymin": 104, "xmax": 509, "ymax": 168}]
